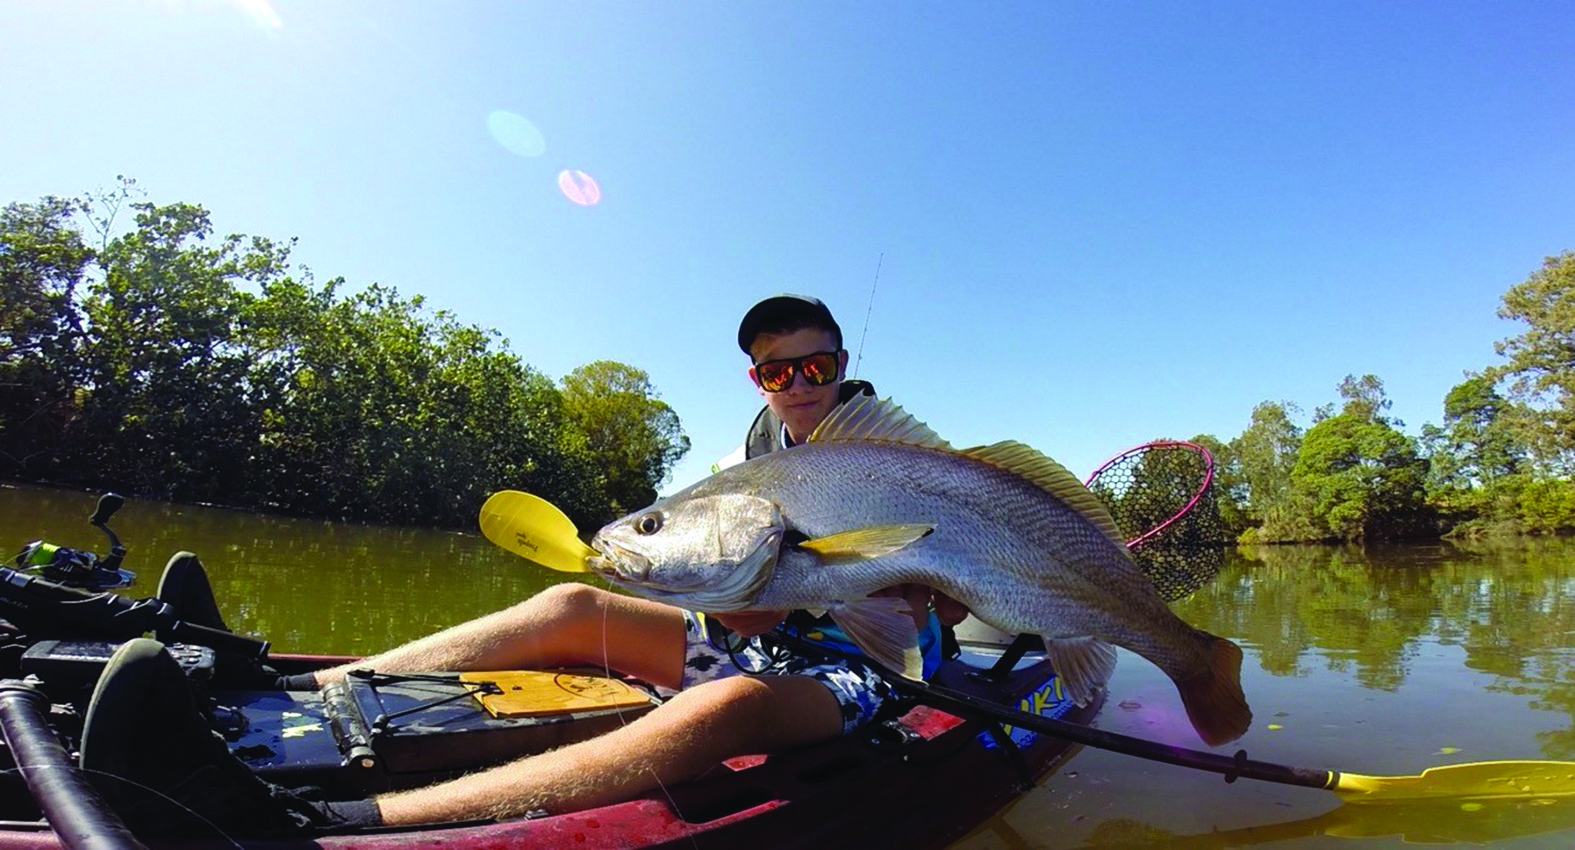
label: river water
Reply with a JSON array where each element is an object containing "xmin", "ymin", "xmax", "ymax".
[{"xmin": 6, "ymin": 482, "xmax": 1575, "ymax": 847}]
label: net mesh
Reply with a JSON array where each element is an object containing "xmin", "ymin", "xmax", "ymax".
[{"xmin": 1085, "ymin": 442, "xmax": 1227, "ymax": 602}]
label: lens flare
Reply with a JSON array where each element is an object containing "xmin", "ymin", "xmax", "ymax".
[
  {"xmin": 486, "ymin": 110, "xmax": 546, "ymax": 158},
  {"xmin": 559, "ymin": 170, "xmax": 602, "ymax": 207},
  {"xmin": 233, "ymin": 0, "xmax": 283, "ymax": 32}
]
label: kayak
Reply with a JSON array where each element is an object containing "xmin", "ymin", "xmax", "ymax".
[{"xmin": 0, "ymin": 568, "xmax": 1102, "ymax": 850}]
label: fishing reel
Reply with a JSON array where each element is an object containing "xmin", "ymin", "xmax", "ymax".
[{"xmin": 9, "ymin": 494, "xmax": 136, "ymax": 591}]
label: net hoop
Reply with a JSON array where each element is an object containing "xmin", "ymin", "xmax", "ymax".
[{"xmin": 1084, "ymin": 440, "xmax": 1215, "ymax": 550}]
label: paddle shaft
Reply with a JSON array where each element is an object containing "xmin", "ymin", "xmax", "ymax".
[
  {"xmin": 890, "ymin": 673, "xmax": 1336, "ymax": 793},
  {"xmin": 762, "ymin": 628, "xmax": 1337, "ymax": 794}
]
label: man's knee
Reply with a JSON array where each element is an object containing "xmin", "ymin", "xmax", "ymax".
[
  {"xmin": 689, "ymin": 674, "xmax": 777, "ymax": 713},
  {"xmin": 671, "ymin": 675, "xmax": 842, "ymax": 745}
]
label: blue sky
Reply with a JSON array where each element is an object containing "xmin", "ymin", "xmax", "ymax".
[{"xmin": 3, "ymin": 1, "xmax": 1572, "ymax": 494}]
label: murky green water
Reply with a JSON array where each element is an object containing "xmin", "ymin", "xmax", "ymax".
[
  {"xmin": 961, "ymin": 542, "xmax": 1575, "ymax": 848},
  {"xmin": 0, "ymin": 482, "xmax": 560, "ymax": 655},
  {"xmin": 7, "ymin": 483, "xmax": 1575, "ymax": 847}
]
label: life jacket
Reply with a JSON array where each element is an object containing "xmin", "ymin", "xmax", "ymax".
[{"xmin": 742, "ymin": 380, "xmax": 876, "ymax": 460}]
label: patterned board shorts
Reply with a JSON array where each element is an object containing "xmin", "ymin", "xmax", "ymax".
[{"xmin": 677, "ymin": 611, "xmax": 894, "ymax": 736}]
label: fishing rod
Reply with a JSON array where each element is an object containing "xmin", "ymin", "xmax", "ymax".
[{"xmin": 851, "ymin": 253, "xmax": 882, "ymax": 379}]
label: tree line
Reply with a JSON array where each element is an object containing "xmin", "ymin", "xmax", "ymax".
[
  {"xmin": 0, "ymin": 180, "xmax": 689, "ymax": 531},
  {"xmin": 6, "ymin": 182, "xmax": 1571, "ymax": 543},
  {"xmin": 1174, "ymin": 251, "xmax": 1575, "ymax": 542}
]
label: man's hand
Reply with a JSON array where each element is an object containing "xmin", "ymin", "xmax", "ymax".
[
  {"xmin": 932, "ymin": 590, "xmax": 970, "ymax": 627},
  {"xmin": 870, "ymin": 585, "xmax": 971, "ymax": 630},
  {"xmin": 712, "ymin": 610, "xmax": 789, "ymax": 638}
]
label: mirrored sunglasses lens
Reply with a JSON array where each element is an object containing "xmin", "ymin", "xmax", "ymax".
[
  {"xmin": 801, "ymin": 353, "xmax": 838, "ymax": 385},
  {"xmin": 757, "ymin": 362, "xmax": 793, "ymax": 392}
]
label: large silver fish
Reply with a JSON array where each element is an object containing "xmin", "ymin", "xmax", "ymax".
[{"xmin": 589, "ymin": 397, "xmax": 1251, "ymax": 746}]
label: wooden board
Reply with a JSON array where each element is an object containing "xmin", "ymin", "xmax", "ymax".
[{"xmin": 460, "ymin": 670, "xmax": 656, "ymax": 718}]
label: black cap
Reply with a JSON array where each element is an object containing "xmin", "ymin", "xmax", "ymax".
[{"xmin": 737, "ymin": 294, "xmax": 842, "ymax": 355}]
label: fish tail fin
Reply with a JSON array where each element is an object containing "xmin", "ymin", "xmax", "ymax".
[{"xmin": 1175, "ymin": 634, "xmax": 1252, "ymax": 747}]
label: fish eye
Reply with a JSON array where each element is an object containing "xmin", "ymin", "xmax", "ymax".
[{"xmin": 635, "ymin": 513, "xmax": 663, "ymax": 535}]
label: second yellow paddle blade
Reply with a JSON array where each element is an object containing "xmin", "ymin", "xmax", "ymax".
[
  {"xmin": 479, "ymin": 490, "xmax": 595, "ymax": 573},
  {"xmin": 1335, "ymin": 760, "xmax": 1575, "ymax": 802}
]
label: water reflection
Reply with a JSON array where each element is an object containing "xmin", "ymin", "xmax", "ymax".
[
  {"xmin": 963, "ymin": 540, "xmax": 1575, "ymax": 848},
  {"xmin": 1174, "ymin": 541, "xmax": 1575, "ymax": 761},
  {"xmin": 1089, "ymin": 796, "xmax": 1575, "ymax": 846}
]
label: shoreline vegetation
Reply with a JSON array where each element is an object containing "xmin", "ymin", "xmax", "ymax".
[
  {"xmin": 0, "ymin": 179, "xmax": 689, "ymax": 533},
  {"xmin": 4, "ymin": 181, "xmax": 1573, "ymax": 542},
  {"xmin": 1166, "ymin": 248, "xmax": 1575, "ymax": 546}
]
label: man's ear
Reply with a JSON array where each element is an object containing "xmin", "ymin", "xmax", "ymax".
[
  {"xmin": 747, "ymin": 365, "xmax": 762, "ymax": 388},
  {"xmin": 838, "ymin": 349, "xmax": 850, "ymax": 378}
]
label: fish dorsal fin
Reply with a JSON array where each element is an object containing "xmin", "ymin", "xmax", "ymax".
[
  {"xmin": 807, "ymin": 399, "xmax": 1124, "ymax": 552},
  {"xmin": 961, "ymin": 441, "xmax": 1128, "ymax": 552},
  {"xmin": 808, "ymin": 395, "xmax": 952, "ymax": 451}
]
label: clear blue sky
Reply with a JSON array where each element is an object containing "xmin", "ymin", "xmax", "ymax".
[{"xmin": 4, "ymin": 1, "xmax": 1572, "ymax": 494}]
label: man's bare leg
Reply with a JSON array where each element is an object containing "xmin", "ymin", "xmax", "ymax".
[
  {"xmin": 374, "ymin": 673, "xmax": 843, "ymax": 825},
  {"xmin": 307, "ymin": 583, "xmax": 687, "ymax": 690}
]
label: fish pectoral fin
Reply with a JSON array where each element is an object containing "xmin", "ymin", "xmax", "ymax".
[
  {"xmin": 1044, "ymin": 637, "xmax": 1117, "ymax": 707},
  {"xmin": 829, "ymin": 597, "xmax": 924, "ymax": 680},
  {"xmin": 796, "ymin": 525, "xmax": 934, "ymax": 565}
]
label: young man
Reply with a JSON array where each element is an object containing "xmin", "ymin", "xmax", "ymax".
[{"xmin": 83, "ymin": 294, "xmax": 965, "ymax": 836}]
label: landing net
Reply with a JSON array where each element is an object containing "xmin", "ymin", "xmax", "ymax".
[{"xmin": 1085, "ymin": 441, "xmax": 1227, "ymax": 602}]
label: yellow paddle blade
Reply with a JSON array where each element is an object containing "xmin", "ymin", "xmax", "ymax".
[
  {"xmin": 1334, "ymin": 760, "xmax": 1575, "ymax": 803},
  {"xmin": 479, "ymin": 490, "xmax": 595, "ymax": 573}
]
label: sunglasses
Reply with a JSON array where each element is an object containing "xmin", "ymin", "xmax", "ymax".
[{"xmin": 752, "ymin": 350, "xmax": 842, "ymax": 393}]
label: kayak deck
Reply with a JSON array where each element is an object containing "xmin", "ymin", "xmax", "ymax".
[{"xmin": 0, "ymin": 646, "xmax": 1100, "ymax": 849}]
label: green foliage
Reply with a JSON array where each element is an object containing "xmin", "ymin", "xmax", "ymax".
[
  {"xmin": 1419, "ymin": 375, "xmax": 1532, "ymax": 536},
  {"xmin": 1492, "ymin": 252, "xmax": 1575, "ymax": 472},
  {"xmin": 0, "ymin": 197, "xmax": 95, "ymax": 474},
  {"xmin": 0, "ymin": 187, "xmax": 690, "ymax": 530},
  {"xmin": 560, "ymin": 362, "xmax": 691, "ymax": 519},
  {"xmin": 1185, "ymin": 434, "xmax": 1252, "ymax": 539},
  {"xmin": 1438, "ymin": 375, "xmax": 1525, "ymax": 485},
  {"xmin": 1291, "ymin": 407, "xmax": 1431, "ymax": 541},
  {"xmin": 1336, "ymin": 373, "xmax": 1397, "ymax": 425},
  {"xmin": 1238, "ymin": 378, "xmax": 1434, "ymax": 542},
  {"xmin": 244, "ymin": 282, "xmax": 604, "ymax": 527},
  {"xmin": 75, "ymin": 200, "xmax": 279, "ymax": 498},
  {"xmin": 1230, "ymin": 401, "xmax": 1305, "ymax": 538},
  {"xmin": 1517, "ymin": 478, "xmax": 1575, "ymax": 535}
]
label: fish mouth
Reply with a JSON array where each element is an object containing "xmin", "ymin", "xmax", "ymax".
[{"xmin": 588, "ymin": 538, "xmax": 651, "ymax": 584}]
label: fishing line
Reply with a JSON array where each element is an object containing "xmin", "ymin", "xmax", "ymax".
[
  {"xmin": 852, "ymin": 253, "xmax": 883, "ymax": 379},
  {"xmin": 66, "ymin": 766, "xmax": 247, "ymax": 849}
]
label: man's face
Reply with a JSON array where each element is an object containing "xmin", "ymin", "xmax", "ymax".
[{"xmin": 748, "ymin": 327, "xmax": 847, "ymax": 444}]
